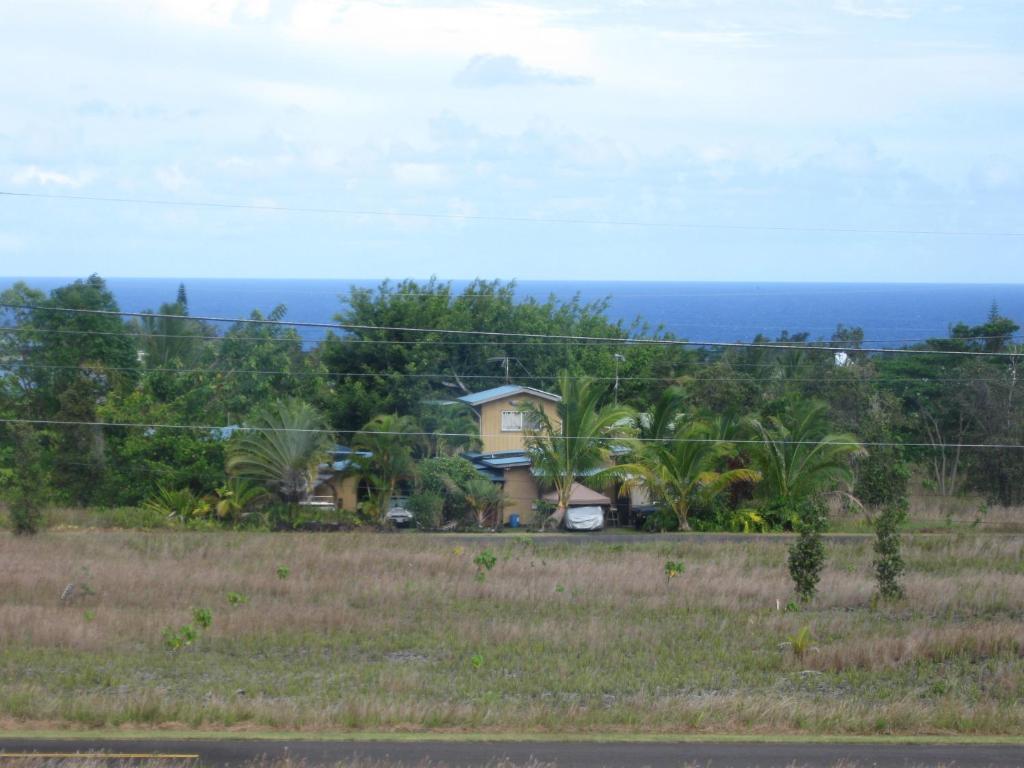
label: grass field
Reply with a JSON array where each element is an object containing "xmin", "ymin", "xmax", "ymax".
[{"xmin": 1, "ymin": 531, "xmax": 1022, "ymax": 737}]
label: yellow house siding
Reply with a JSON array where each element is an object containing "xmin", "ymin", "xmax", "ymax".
[
  {"xmin": 314, "ymin": 475, "xmax": 360, "ymax": 511},
  {"xmin": 477, "ymin": 395, "xmax": 560, "ymax": 453},
  {"xmin": 501, "ymin": 466, "xmax": 540, "ymax": 524}
]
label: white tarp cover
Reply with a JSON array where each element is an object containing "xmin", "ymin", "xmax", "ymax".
[{"xmin": 564, "ymin": 506, "xmax": 604, "ymax": 531}]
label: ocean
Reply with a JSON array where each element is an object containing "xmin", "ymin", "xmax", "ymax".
[{"xmin": 4, "ymin": 277, "xmax": 1024, "ymax": 348}]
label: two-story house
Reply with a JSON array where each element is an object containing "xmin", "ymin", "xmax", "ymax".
[{"xmin": 456, "ymin": 384, "xmax": 561, "ymax": 524}]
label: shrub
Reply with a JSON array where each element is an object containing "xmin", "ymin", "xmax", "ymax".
[
  {"xmin": 418, "ymin": 456, "xmax": 482, "ymax": 523},
  {"xmin": 787, "ymin": 497, "xmax": 828, "ymax": 603},
  {"xmin": 664, "ymin": 560, "xmax": 685, "ymax": 583},
  {"xmin": 473, "ymin": 549, "xmax": 497, "ymax": 582},
  {"xmin": 787, "ymin": 625, "xmax": 814, "ymax": 659},
  {"xmin": 406, "ymin": 491, "xmax": 444, "ymax": 529},
  {"xmin": 142, "ymin": 485, "xmax": 209, "ymax": 521},
  {"xmin": 642, "ymin": 506, "xmax": 678, "ymax": 532},
  {"xmin": 276, "ymin": 565, "xmax": 290, "ymax": 580},
  {"xmin": 191, "ymin": 607, "xmax": 213, "ymax": 630},
  {"xmin": 226, "ymin": 591, "xmax": 248, "ymax": 607},
  {"xmin": 162, "ymin": 624, "xmax": 198, "ymax": 651},
  {"xmin": 722, "ymin": 508, "xmax": 768, "ymax": 533},
  {"xmin": 874, "ymin": 498, "xmax": 908, "ymax": 601}
]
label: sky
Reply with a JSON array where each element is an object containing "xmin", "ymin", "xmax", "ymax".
[{"xmin": 1, "ymin": 0, "xmax": 1022, "ymax": 282}]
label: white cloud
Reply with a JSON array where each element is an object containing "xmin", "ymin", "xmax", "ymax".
[
  {"xmin": 150, "ymin": 0, "xmax": 270, "ymax": 28},
  {"xmin": 155, "ymin": 165, "xmax": 189, "ymax": 191},
  {"xmin": 286, "ymin": 2, "xmax": 592, "ymax": 72},
  {"xmin": 835, "ymin": 1, "xmax": 914, "ymax": 19},
  {"xmin": 454, "ymin": 54, "xmax": 590, "ymax": 87},
  {"xmin": 391, "ymin": 162, "xmax": 448, "ymax": 187},
  {"xmin": 10, "ymin": 166, "xmax": 92, "ymax": 188}
]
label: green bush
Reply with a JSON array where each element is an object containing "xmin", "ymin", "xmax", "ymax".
[
  {"xmin": 191, "ymin": 606, "xmax": 213, "ymax": 630},
  {"xmin": 418, "ymin": 456, "xmax": 480, "ymax": 522},
  {"xmin": 473, "ymin": 549, "xmax": 497, "ymax": 582},
  {"xmin": 787, "ymin": 497, "xmax": 828, "ymax": 603},
  {"xmin": 642, "ymin": 506, "xmax": 678, "ymax": 532},
  {"xmin": 406, "ymin": 491, "xmax": 444, "ymax": 529}
]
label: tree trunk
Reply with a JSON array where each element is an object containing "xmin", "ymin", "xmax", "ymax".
[{"xmin": 545, "ymin": 504, "xmax": 567, "ymax": 530}]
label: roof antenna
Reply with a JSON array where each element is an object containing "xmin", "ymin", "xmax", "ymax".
[{"xmin": 487, "ymin": 353, "xmax": 512, "ymax": 383}]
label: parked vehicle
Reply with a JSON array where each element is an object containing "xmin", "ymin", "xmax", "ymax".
[
  {"xmin": 385, "ymin": 497, "xmax": 414, "ymax": 527},
  {"xmin": 564, "ymin": 506, "xmax": 604, "ymax": 531}
]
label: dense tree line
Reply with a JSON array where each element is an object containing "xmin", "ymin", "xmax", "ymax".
[{"xmin": 1, "ymin": 275, "xmax": 1021, "ymax": 523}]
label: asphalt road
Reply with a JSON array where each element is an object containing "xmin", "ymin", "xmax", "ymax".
[{"xmin": 1, "ymin": 738, "xmax": 1022, "ymax": 767}]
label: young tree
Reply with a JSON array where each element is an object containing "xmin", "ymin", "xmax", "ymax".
[
  {"xmin": 873, "ymin": 499, "xmax": 908, "ymax": 601},
  {"xmin": 788, "ymin": 496, "xmax": 828, "ymax": 603}
]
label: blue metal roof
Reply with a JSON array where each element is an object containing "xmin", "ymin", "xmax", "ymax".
[
  {"xmin": 478, "ymin": 451, "xmax": 532, "ymax": 469},
  {"xmin": 473, "ymin": 466, "xmax": 505, "ymax": 482},
  {"xmin": 457, "ymin": 385, "xmax": 560, "ymax": 406}
]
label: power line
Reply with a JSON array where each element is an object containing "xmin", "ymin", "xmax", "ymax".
[
  {"xmin": 0, "ymin": 360, "xmax": 1013, "ymax": 386},
  {"xmin": 3, "ymin": 323, "xmax": 1019, "ymax": 349},
  {"xmin": 4, "ymin": 189, "xmax": 1024, "ymax": 238},
  {"xmin": 2, "ymin": 417, "xmax": 1021, "ymax": 450},
  {"xmin": 3, "ymin": 303, "xmax": 1021, "ymax": 357}
]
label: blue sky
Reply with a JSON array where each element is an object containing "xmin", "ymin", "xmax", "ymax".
[{"xmin": 1, "ymin": 0, "xmax": 1022, "ymax": 282}]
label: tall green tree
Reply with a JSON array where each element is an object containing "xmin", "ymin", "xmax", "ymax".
[
  {"xmin": 319, "ymin": 278, "xmax": 693, "ymax": 432},
  {"xmin": 12, "ymin": 276, "xmax": 140, "ymax": 504}
]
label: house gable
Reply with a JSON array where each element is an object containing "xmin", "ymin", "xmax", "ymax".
[{"xmin": 458, "ymin": 386, "xmax": 561, "ymax": 453}]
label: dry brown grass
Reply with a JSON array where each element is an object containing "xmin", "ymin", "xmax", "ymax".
[
  {"xmin": 806, "ymin": 622, "xmax": 1024, "ymax": 672},
  {"xmin": 3, "ymin": 532, "xmax": 1022, "ymax": 652},
  {"xmin": 1, "ymin": 531, "xmax": 1023, "ymax": 735}
]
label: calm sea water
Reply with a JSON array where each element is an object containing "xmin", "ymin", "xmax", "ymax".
[{"xmin": 4, "ymin": 278, "xmax": 1024, "ymax": 348}]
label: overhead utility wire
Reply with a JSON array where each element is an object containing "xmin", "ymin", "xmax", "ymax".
[
  {"xmin": 2, "ymin": 303, "xmax": 1020, "ymax": 358},
  {"xmin": 2, "ymin": 324, "xmax": 1019, "ymax": 348},
  {"xmin": 2, "ymin": 417, "xmax": 1021, "ymax": 450},
  {"xmin": 1, "ymin": 361, "xmax": 1010, "ymax": 385},
  {"xmin": 2, "ymin": 190, "xmax": 1023, "ymax": 238}
]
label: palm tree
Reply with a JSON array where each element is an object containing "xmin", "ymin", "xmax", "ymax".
[
  {"xmin": 747, "ymin": 400, "xmax": 865, "ymax": 521},
  {"xmin": 226, "ymin": 398, "xmax": 332, "ymax": 504},
  {"xmin": 638, "ymin": 420, "xmax": 761, "ymax": 531},
  {"xmin": 636, "ymin": 385, "xmax": 687, "ymax": 442},
  {"xmin": 460, "ymin": 474, "xmax": 508, "ymax": 528},
  {"xmin": 351, "ymin": 413, "xmax": 422, "ymax": 523},
  {"xmin": 526, "ymin": 371, "xmax": 638, "ymax": 529}
]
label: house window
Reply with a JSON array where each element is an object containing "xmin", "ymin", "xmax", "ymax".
[
  {"xmin": 501, "ymin": 410, "xmax": 524, "ymax": 432},
  {"xmin": 502, "ymin": 409, "xmax": 541, "ymax": 432}
]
